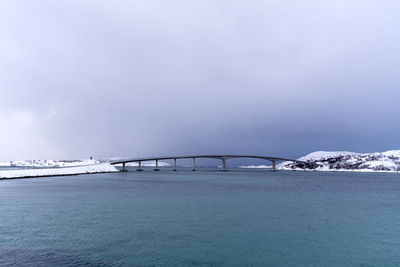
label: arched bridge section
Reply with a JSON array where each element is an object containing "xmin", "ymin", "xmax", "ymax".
[{"xmin": 110, "ymin": 155, "xmax": 316, "ymax": 172}]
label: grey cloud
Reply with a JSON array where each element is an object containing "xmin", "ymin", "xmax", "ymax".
[{"xmin": 1, "ymin": 0, "xmax": 400, "ymax": 161}]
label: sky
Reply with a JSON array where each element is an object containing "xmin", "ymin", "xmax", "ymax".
[{"xmin": 1, "ymin": 0, "xmax": 400, "ymax": 161}]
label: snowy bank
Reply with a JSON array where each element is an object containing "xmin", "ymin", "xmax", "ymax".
[
  {"xmin": 237, "ymin": 150, "xmax": 400, "ymax": 172},
  {"xmin": 280, "ymin": 150, "xmax": 400, "ymax": 172},
  {"xmin": 297, "ymin": 151, "xmax": 361, "ymax": 162},
  {"xmin": 238, "ymin": 165, "xmax": 272, "ymax": 169},
  {"xmin": 0, "ymin": 164, "xmax": 118, "ymax": 179},
  {"xmin": 0, "ymin": 159, "xmax": 100, "ymax": 168}
]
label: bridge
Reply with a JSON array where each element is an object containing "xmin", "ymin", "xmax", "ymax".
[{"xmin": 110, "ymin": 155, "xmax": 316, "ymax": 172}]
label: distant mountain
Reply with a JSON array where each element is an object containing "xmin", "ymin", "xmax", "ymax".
[{"xmin": 280, "ymin": 150, "xmax": 400, "ymax": 172}]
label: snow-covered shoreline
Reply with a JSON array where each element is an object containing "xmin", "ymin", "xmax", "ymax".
[
  {"xmin": 0, "ymin": 163, "xmax": 118, "ymax": 179},
  {"xmin": 239, "ymin": 166, "xmax": 400, "ymax": 174},
  {"xmin": 240, "ymin": 150, "xmax": 400, "ymax": 173},
  {"xmin": 3, "ymin": 150, "xmax": 400, "ymax": 178},
  {"xmin": 238, "ymin": 165, "xmax": 272, "ymax": 169},
  {"xmin": 0, "ymin": 159, "xmax": 101, "ymax": 168}
]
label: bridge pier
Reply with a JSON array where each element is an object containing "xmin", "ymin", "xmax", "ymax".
[
  {"xmin": 192, "ymin": 157, "xmax": 196, "ymax": 171},
  {"xmin": 271, "ymin": 160, "xmax": 277, "ymax": 171},
  {"xmin": 121, "ymin": 163, "xmax": 127, "ymax": 172},
  {"xmin": 154, "ymin": 160, "xmax": 160, "ymax": 171},
  {"xmin": 173, "ymin": 158, "xmax": 177, "ymax": 171},
  {"xmin": 137, "ymin": 161, "xmax": 143, "ymax": 171},
  {"xmin": 221, "ymin": 158, "xmax": 228, "ymax": 171}
]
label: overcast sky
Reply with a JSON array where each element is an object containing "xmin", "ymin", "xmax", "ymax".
[{"xmin": 1, "ymin": 0, "xmax": 400, "ymax": 161}]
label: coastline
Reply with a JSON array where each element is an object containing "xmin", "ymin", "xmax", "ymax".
[
  {"xmin": 0, "ymin": 171, "xmax": 118, "ymax": 180},
  {"xmin": 240, "ymin": 166, "xmax": 400, "ymax": 174},
  {"xmin": 0, "ymin": 164, "xmax": 118, "ymax": 180}
]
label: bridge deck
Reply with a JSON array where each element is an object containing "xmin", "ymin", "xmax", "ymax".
[{"xmin": 111, "ymin": 155, "xmax": 301, "ymax": 165}]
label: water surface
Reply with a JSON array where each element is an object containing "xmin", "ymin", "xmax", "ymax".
[{"xmin": 1, "ymin": 168, "xmax": 400, "ymax": 266}]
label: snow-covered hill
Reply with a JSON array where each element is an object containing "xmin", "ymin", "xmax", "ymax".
[
  {"xmin": 0, "ymin": 159, "xmax": 100, "ymax": 168},
  {"xmin": 0, "ymin": 163, "xmax": 118, "ymax": 179},
  {"xmin": 0, "ymin": 158, "xmax": 120, "ymax": 179},
  {"xmin": 281, "ymin": 150, "xmax": 400, "ymax": 172}
]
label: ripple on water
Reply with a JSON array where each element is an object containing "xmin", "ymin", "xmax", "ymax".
[{"xmin": 0, "ymin": 248, "xmax": 108, "ymax": 267}]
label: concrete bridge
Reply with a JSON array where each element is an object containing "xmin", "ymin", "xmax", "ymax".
[{"xmin": 110, "ymin": 155, "xmax": 316, "ymax": 172}]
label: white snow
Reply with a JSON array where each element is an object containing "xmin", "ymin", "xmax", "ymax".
[
  {"xmin": 277, "ymin": 150, "xmax": 400, "ymax": 172},
  {"xmin": 359, "ymin": 160, "xmax": 397, "ymax": 170},
  {"xmin": 0, "ymin": 164, "xmax": 118, "ymax": 179},
  {"xmin": 297, "ymin": 151, "xmax": 361, "ymax": 162},
  {"xmin": 381, "ymin": 150, "xmax": 400, "ymax": 158},
  {"xmin": 238, "ymin": 165, "xmax": 272, "ymax": 169},
  {"xmin": 0, "ymin": 159, "xmax": 100, "ymax": 168}
]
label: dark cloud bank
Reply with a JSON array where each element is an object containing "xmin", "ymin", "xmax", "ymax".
[{"xmin": 1, "ymin": 0, "xmax": 400, "ymax": 161}]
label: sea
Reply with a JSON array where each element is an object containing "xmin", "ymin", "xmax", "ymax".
[{"xmin": 1, "ymin": 167, "xmax": 400, "ymax": 266}]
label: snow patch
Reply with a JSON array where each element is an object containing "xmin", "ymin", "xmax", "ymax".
[
  {"xmin": 0, "ymin": 159, "xmax": 100, "ymax": 168},
  {"xmin": 238, "ymin": 165, "xmax": 272, "ymax": 169},
  {"xmin": 0, "ymin": 164, "xmax": 118, "ymax": 179},
  {"xmin": 298, "ymin": 151, "xmax": 360, "ymax": 162},
  {"xmin": 280, "ymin": 150, "xmax": 400, "ymax": 172}
]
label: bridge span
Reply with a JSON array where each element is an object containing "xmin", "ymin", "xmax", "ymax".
[{"xmin": 110, "ymin": 155, "xmax": 316, "ymax": 172}]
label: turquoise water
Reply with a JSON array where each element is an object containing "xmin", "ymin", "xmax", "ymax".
[{"xmin": 1, "ymin": 168, "xmax": 400, "ymax": 266}]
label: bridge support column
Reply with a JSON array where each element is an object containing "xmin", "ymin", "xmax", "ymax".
[
  {"xmin": 154, "ymin": 160, "xmax": 160, "ymax": 171},
  {"xmin": 192, "ymin": 157, "xmax": 196, "ymax": 171},
  {"xmin": 221, "ymin": 159, "xmax": 228, "ymax": 171},
  {"xmin": 271, "ymin": 160, "xmax": 277, "ymax": 171},
  {"xmin": 137, "ymin": 161, "xmax": 143, "ymax": 171},
  {"xmin": 173, "ymin": 158, "xmax": 177, "ymax": 171},
  {"xmin": 122, "ymin": 163, "xmax": 127, "ymax": 172}
]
